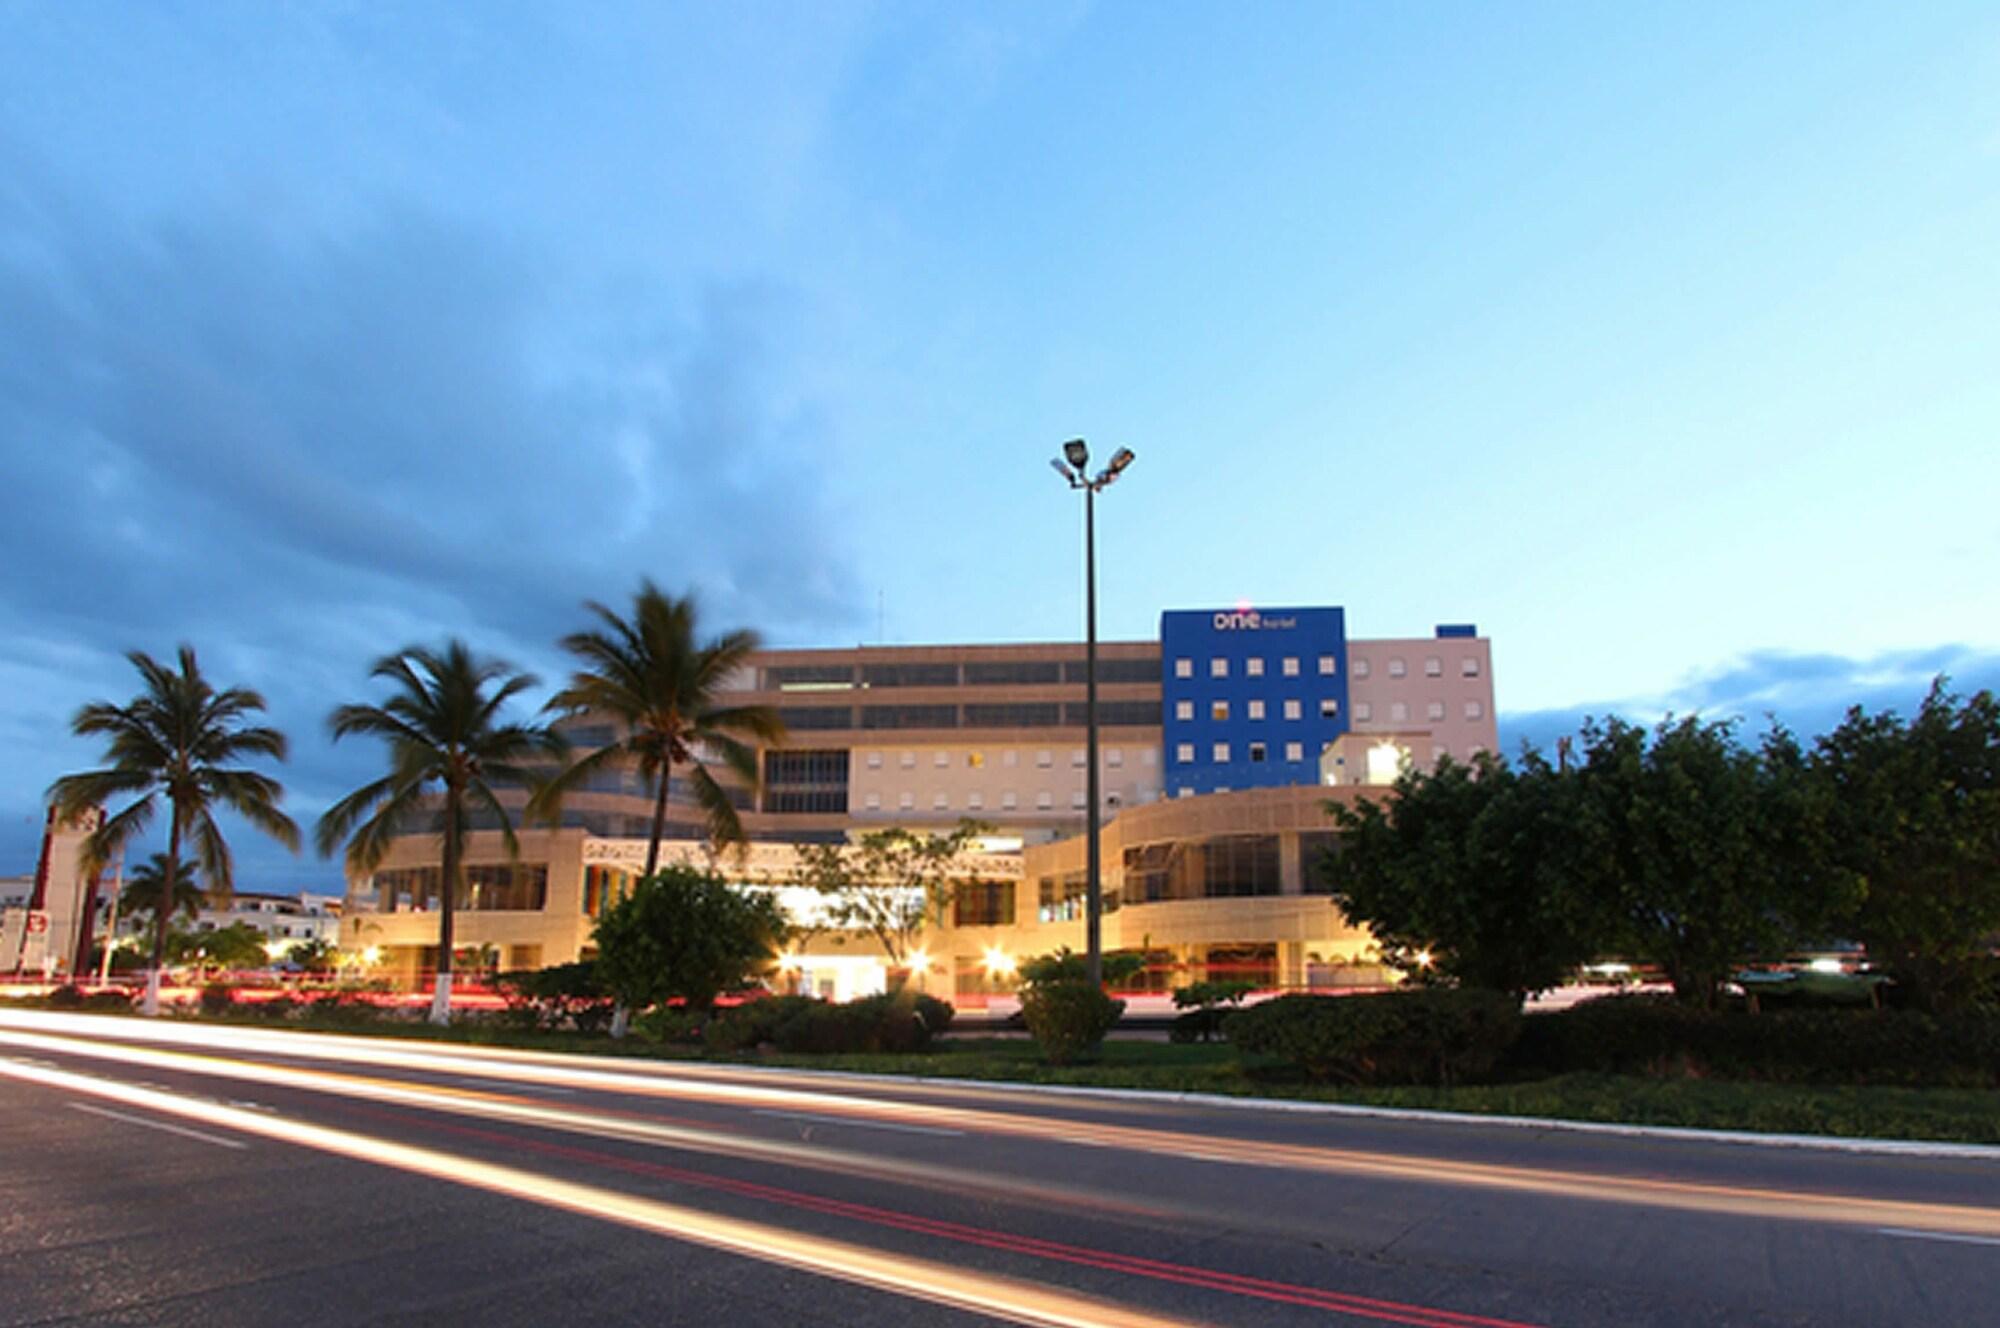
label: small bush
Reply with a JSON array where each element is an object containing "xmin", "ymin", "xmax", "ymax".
[
  {"xmin": 44, "ymin": 985, "xmax": 87, "ymax": 1010},
  {"xmin": 80, "ymin": 989, "xmax": 135, "ymax": 1013},
  {"xmin": 1021, "ymin": 979, "xmax": 1125, "ymax": 1064},
  {"xmin": 198, "ymin": 982, "xmax": 235, "ymax": 1016},
  {"xmin": 1170, "ymin": 1007, "xmax": 1231, "ymax": 1044},
  {"xmin": 633, "ymin": 1006, "xmax": 706, "ymax": 1045},
  {"xmin": 1510, "ymin": 995, "xmax": 2000, "ymax": 1088},
  {"xmin": 494, "ymin": 962, "xmax": 616, "ymax": 1034},
  {"xmin": 255, "ymin": 994, "xmax": 299, "ymax": 1021},
  {"xmin": 1226, "ymin": 989, "xmax": 1522, "ymax": 1085},
  {"xmin": 298, "ymin": 991, "xmax": 384, "ymax": 1028},
  {"xmin": 703, "ymin": 995, "xmax": 821, "ymax": 1052}
]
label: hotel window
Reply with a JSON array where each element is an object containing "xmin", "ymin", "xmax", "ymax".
[
  {"xmin": 1177, "ymin": 787, "xmax": 1194, "ymax": 798},
  {"xmin": 1462, "ymin": 658, "xmax": 1480, "ymax": 677},
  {"xmin": 1036, "ymin": 750, "xmax": 1053, "ymax": 768},
  {"xmin": 1215, "ymin": 785, "xmax": 1230, "ymax": 794},
  {"xmin": 1107, "ymin": 748, "xmax": 1124, "ymax": 767},
  {"xmin": 1354, "ymin": 701, "xmax": 1372, "ymax": 721},
  {"xmin": 933, "ymin": 792, "xmax": 950, "ymax": 810},
  {"xmin": 1285, "ymin": 741, "xmax": 1303, "ymax": 762},
  {"xmin": 1465, "ymin": 700, "xmax": 1485, "ymax": 720},
  {"xmin": 1249, "ymin": 741, "xmax": 1268, "ymax": 763},
  {"xmin": 1211, "ymin": 701, "xmax": 1229, "ymax": 722},
  {"xmin": 1036, "ymin": 790, "xmax": 1054, "ymax": 810},
  {"xmin": 967, "ymin": 792, "xmax": 984, "ymax": 810},
  {"xmin": 1388, "ymin": 658, "xmax": 1407, "ymax": 678},
  {"xmin": 1246, "ymin": 657, "xmax": 1265, "ymax": 677},
  {"xmin": 1174, "ymin": 658, "xmax": 1193, "ymax": 678},
  {"xmin": 1352, "ymin": 657, "xmax": 1370, "ymax": 679},
  {"xmin": 900, "ymin": 751, "xmax": 917, "ymax": 769},
  {"xmin": 1427, "ymin": 701, "xmax": 1446, "ymax": 721},
  {"xmin": 1212, "ymin": 742, "xmax": 1230, "ymax": 762},
  {"xmin": 1210, "ymin": 657, "xmax": 1229, "ymax": 678},
  {"xmin": 934, "ymin": 751, "xmax": 950, "ymax": 768},
  {"xmin": 1390, "ymin": 702, "xmax": 1409, "ymax": 722},
  {"xmin": 1318, "ymin": 655, "xmax": 1337, "ymax": 675},
  {"xmin": 866, "ymin": 751, "xmax": 882, "ymax": 769},
  {"xmin": 898, "ymin": 792, "xmax": 915, "ymax": 810},
  {"xmin": 864, "ymin": 792, "xmax": 882, "ymax": 810},
  {"xmin": 1425, "ymin": 656, "xmax": 1443, "ymax": 677},
  {"xmin": 1175, "ymin": 699, "xmax": 1194, "ymax": 721},
  {"xmin": 1283, "ymin": 699, "xmax": 1302, "ymax": 721},
  {"xmin": 1176, "ymin": 742, "xmax": 1195, "ymax": 763},
  {"xmin": 1003, "ymin": 749, "xmax": 1019, "ymax": 767},
  {"xmin": 1281, "ymin": 656, "xmax": 1300, "ymax": 677},
  {"xmin": 1321, "ymin": 698, "xmax": 1340, "ymax": 719},
  {"xmin": 1071, "ymin": 790, "xmax": 1087, "ymax": 809},
  {"xmin": 1001, "ymin": 791, "xmax": 1018, "ymax": 810},
  {"xmin": 1247, "ymin": 699, "xmax": 1265, "ymax": 720},
  {"xmin": 1071, "ymin": 748, "xmax": 1087, "ymax": 767}
]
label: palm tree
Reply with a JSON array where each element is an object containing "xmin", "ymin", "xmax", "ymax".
[
  {"xmin": 314, "ymin": 641, "xmax": 563, "ymax": 1025},
  {"xmin": 119, "ymin": 852, "xmax": 205, "ymax": 929},
  {"xmin": 49, "ymin": 646, "xmax": 299, "ymax": 1015},
  {"xmin": 533, "ymin": 583, "xmax": 784, "ymax": 878}
]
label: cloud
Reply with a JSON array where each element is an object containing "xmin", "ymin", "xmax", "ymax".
[
  {"xmin": 1500, "ymin": 644, "xmax": 2000, "ymax": 756},
  {"xmin": 0, "ymin": 143, "xmax": 865, "ymax": 887}
]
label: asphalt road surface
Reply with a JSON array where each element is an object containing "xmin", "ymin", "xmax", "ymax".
[{"xmin": 2, "ymin": 1010, "xmax": 1995, "ymax": 1327}]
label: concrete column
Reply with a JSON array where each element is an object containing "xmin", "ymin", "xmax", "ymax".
[{"xmin": 1278, "ymin": 832, "xmax": 1303, "ymax": 895}]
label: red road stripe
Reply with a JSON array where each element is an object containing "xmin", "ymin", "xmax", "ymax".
[{"xmin": 350, "ymin": 1103, "xmax": 1547, "ymax": 1328}]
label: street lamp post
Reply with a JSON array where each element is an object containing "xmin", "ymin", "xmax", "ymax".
[{"xmin": 1050, "ymin": 439, "xmax": 1136, "ymax": 987}]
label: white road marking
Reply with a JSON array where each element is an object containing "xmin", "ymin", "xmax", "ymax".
[
  {"xmin": 754, "ymin": 1108, "xmax": 962, "ymax": 1137},
  {"xmin": 454, "ymin": 1075, "xmax": 575, "ymax": 1096},
  {"xmin": 1878, "ymin": 1227, "xmax": 2000, "ymax": 1249},
  {"xmin": 68, "ymin": 1101, "xmax": 249, "ymax": 1150}
]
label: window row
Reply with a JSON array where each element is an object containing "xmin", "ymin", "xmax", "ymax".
[
  {"xmin": 1172, "ymin": 697, "xmax": 1339, "ymax": 722},
  {"xmin": 1351, "ymin": 700, "xmax": 1485, "ymax": 723},
  {"xmin": 1350, "ymin": 655, "xmax": 1481, "ymax": 680},
  {"xmin": 764, "ymin": 658, "xmax": 1162, "ymax": 690},
  {"xmin": 1175, "ymin": 741, "xmax": 1309, "ymax": 765},
  {"xmin": 863, "ymin": 747, "xmax": 1154, "ymax": 771},
  {"xmin": 860, "ymin": 788, "xmax": 1156, "ymax": 813},
  {"xmin": 1172, "ymin": 654, "xmax": 1336, "ymax": 680}
]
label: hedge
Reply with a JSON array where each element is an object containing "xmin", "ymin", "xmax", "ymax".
[{"xmin": 1226, "ymin": 989, "xmax": 1522, "ymax": 1085}]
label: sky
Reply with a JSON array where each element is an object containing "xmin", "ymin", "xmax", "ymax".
[{"xmin": 3, "ymin": 2, "xmax": 1997, "ymax": 892}]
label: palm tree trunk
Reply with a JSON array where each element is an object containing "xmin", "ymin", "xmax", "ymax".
[
  {"xmin": 430, "ymin": 782, "xmax": 460, "ymax": 1026},
  {"xmin": 643, "ymin": 762, "xmax": 671, "ymax": 879},
  {"xmin": 143, "ymin": 811, "xmax": 181, "ymax": 1017}
]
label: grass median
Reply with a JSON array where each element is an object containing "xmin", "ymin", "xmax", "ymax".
[{"xmin": 22, "ymin": 1003, "xmax": 1995, "ymax": 1146}]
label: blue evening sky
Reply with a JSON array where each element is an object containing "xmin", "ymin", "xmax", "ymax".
[{"xmin": 3, "ymin": 3, "xmax": 1997, "ymax": 889}]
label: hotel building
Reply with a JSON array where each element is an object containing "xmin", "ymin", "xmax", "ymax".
[{"xmin": 341, "ymin": 606, "xmax": 1497, "ymax": 999}]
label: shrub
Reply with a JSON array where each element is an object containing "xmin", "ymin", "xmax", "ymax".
[
  {"xmin": 1021, "ymin": 979, "xmax": 1125, "ymax": 1064},
  {"xmin": 703, "ymin": 995, "xmax": 821, "ymax": 1053},
  {"xmin": 1226, "ymin": 989, "xmax": 1522, "ymax": 1085},
  {"xmin": 633, "ymin": 1006, "xmax": 707, "ymax": 1046},
  {"xmin": 1170, "ymin": 1008, "xmax": 1230, "ymax": 1044},
  {"xmin": 256, "ymin": 994, "xmax": 299, "ymax": 1021},
  {"xmin": 198, "ymin": 981, "xmax": 235, "ymax": 1016},
  {"xmin": 44, "ymin": 985, "xmax": 86, "ymax": 1010},
  {"xmin": 1170, "ymin": 980, "xmax": 1255, "ymax": 1043},
  {"xmin": 703, "ymin": 990, "xmax": 956, "ymax": 1055},
  {"xmin": 1509, "ymin": 995, "xmax": 2000, "ymax": 1088},
  {"xmin": 494, "ymin": 962, "xmax": 616, "ymax": 1034},
  {"xmin": 80, "ymin": 989, "xmax": 135, "ymax": 1013},
  {"xmin": 298, "ymin": 991, "xmax": 384, "ymax": 1028}
]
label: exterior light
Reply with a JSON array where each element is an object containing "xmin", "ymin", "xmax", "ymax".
[
  {"xmin": 262, "ymin": 940, "xmax": 288, "ymax": 961},
  {"xmin": 906, "ymin": 949, "xmax": 929, "ymax": 972},
  {"xmin": 981, "ymin": 946, "xmax": 1015, "ymax": 977},
  {"xmin": 361, "ymin": 946, "xmax": 382, "ymax": 966},
  {"xmin": 1104, "ymin": 447, "xmax": 1135, "ymax": 479},
  {"xmin": 1413, "ymin": 949, "xmax": 1435, "ymax": 970},
  {"xmin": 1049, "ymin": 457, "xmax": 1076, "ymax": 482},
  {"xmin": 778, "ymin": 951, "xmax": 802, "ymax": 972},
  {"xmin": 1063, "ymin": 438, "xmax": 1089, "ymax": 469},
  {"xmin": 1808, "ymin": 957, "xmax": 1844, "ymax": 974}
]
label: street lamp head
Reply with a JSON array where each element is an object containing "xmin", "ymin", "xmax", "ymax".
[
  {"xmin": 1062, "ymin": 438, "xmax": 1090, "ymax": 470},
  {"xmin": 1106, "ymin": 447, "xmax": 1136, "ymax": 477},
  {"xmin": 1049, "ymin": 457, "xmax": 1076, "ymax": 483}
]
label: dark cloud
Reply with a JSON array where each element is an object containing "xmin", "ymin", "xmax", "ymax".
[
  {"xmin": 0, "ymin": 143, "xmax": 863, "ymax": 887},
  {"xmin": 1500, "ymin": 645, "xmax": 2000, "ymax": 757}
]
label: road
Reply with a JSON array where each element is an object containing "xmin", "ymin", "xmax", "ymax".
[{"xmin": 2, "ymin": 1010, "xmax": 1995, "ymax": 1327}]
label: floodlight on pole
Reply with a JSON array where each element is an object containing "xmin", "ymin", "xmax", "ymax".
[{"xmin": 1046, "ymin": 436, "xmax": 1137, "ymax": 988}]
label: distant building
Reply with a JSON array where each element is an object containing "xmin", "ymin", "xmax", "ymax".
[
  {"xmin": 114, "ymin": 890, "xmax": 342, "ymax": 953},
  {"xmin": 339, "ymin": 604, "xmax": 1498, "ymax": 997}
]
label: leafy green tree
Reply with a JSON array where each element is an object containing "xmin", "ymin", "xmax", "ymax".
[
  {"xmin": 315, "ymin": 641, "xmax": 563, "ymax": 1025},
  {"xmin": 791, "ymin": 820, "xmax": 992, "ymax": 969},
  {"xmin": 533, "ymin": 583, "xmax": 783, "ymax": 877},
  {"xmin": 49, "ymin": 646, "xmax": 299, "ymax": 1015},
  {"xmin": 1322, "ymin": 750, "xmax": 1611, "ymax": 998},
  {"xmin": 592, "ymin": 864, "xmax": 789, "ymax": 1020},
  {"xmin": 1581, "ymin": 716, "xmax": 1836, "ymax": 1008},
  {"xmin": 1815, "ymin": 681, "xmax": 2000, "ymax": 1011},
  {"xmin": 119, "ymin": 852, "xmax": 206, "ymax": 929},
  {"xmin": 285, "ymin": 937, "xmax": 338, "ymax": 974}
]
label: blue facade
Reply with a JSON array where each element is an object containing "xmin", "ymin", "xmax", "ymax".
[{"xmin": 1159, "ymin": 607, "xmax": 1350, "ymax": 796}]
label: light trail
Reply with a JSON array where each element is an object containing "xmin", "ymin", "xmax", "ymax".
[
  {"xmin": 0, "ymin": 1055, "xmax": 1199, "ymax": 1328},
  {"xmin": 9, "ymin": 1013, "xmax": 2000, "ymax": 1241}
]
